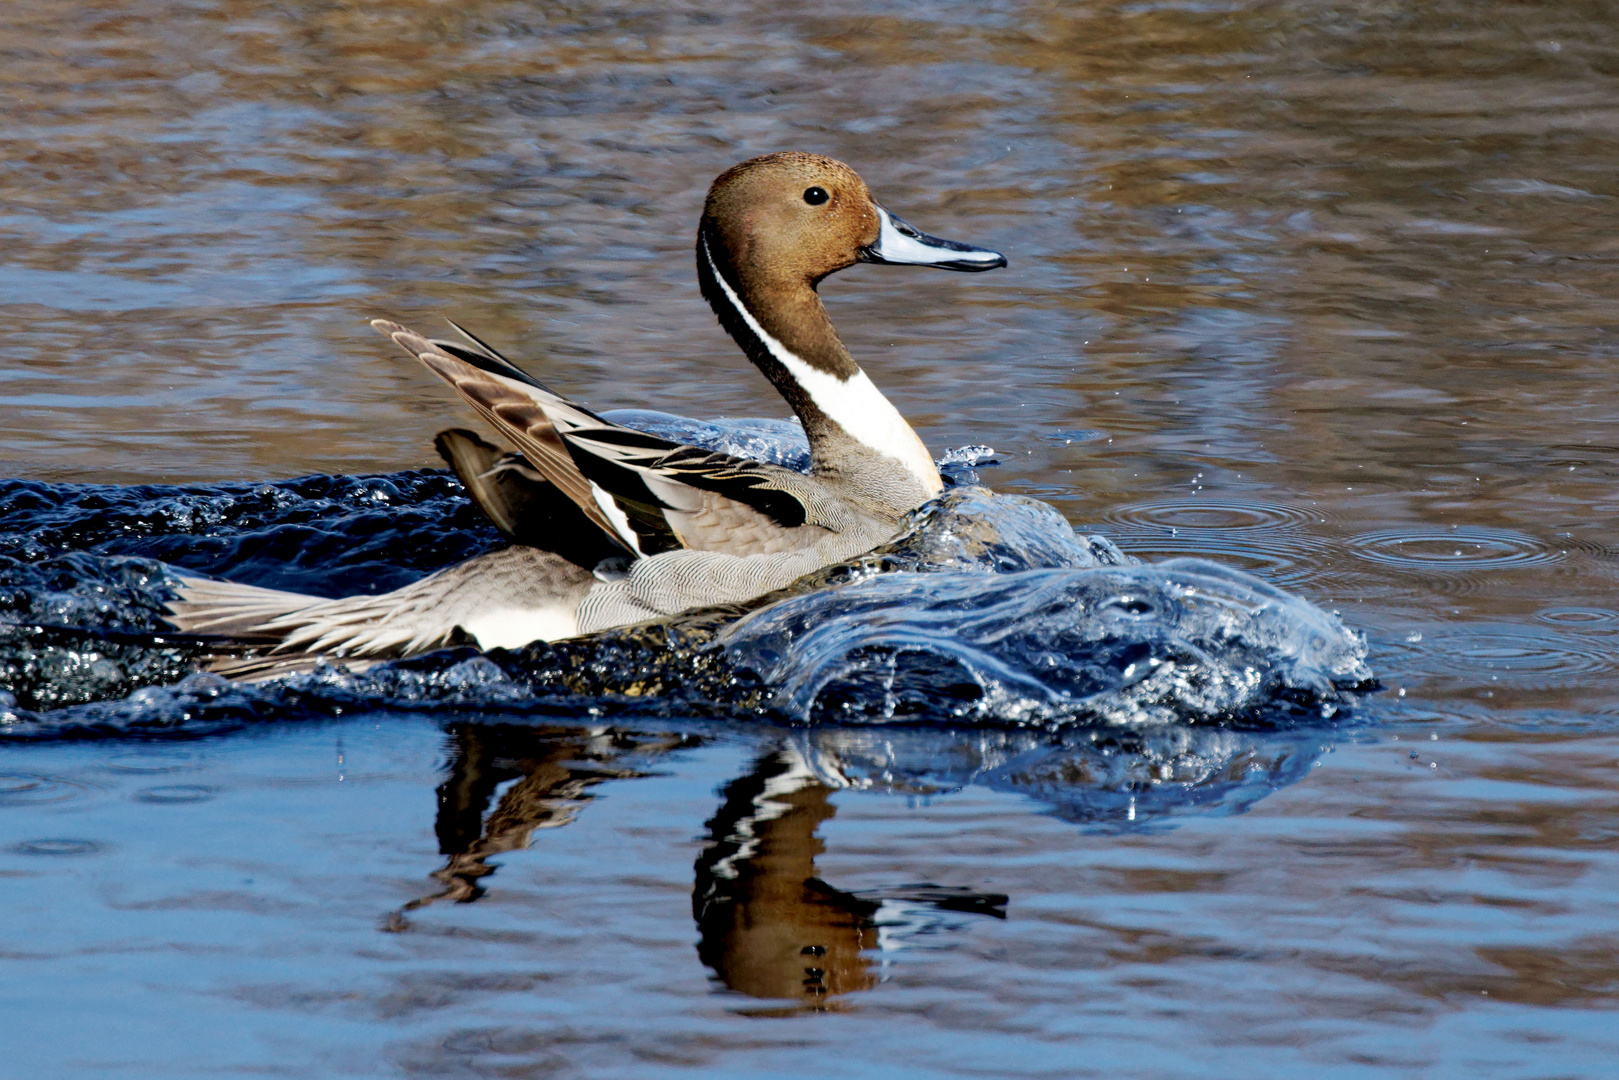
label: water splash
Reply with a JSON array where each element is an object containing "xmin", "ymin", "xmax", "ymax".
[
  {"xmin": 722, "ymin": 490, "xmax": 1369, "ymax": 726},
  {"xmin": 0, "ymin": 419, "xmax": 1371, "ymax": 739},
  {"xmin": 600, "ymin": 410, "xmax": 811, "ymax": 471}
]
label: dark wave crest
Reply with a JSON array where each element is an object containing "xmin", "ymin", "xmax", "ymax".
[{"xmin": 0, "ymin": 417, "xmax": 1370, "ymax": 741}]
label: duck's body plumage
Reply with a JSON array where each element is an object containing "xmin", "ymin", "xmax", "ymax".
[{"xmin": 165, "ymin": 153, "xmax": 1005, "ymax": 675}]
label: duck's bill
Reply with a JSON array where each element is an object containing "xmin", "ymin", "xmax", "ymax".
[{"xmin": 859, "ymin": 205, "xmax": 1007, "ymax": 271}]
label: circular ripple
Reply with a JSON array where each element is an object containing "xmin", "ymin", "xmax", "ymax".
[
  {"xmin": 1104, "ymin": 499, "xmax": 1325, "ymax": 532},
  {"xmin": 1536, "ymin": 606, "xmax": 1619, "ymax": 626},
  {"xmin": 136, "ymin": 784, "xmax": 218, "ymax": 804},
  {"xmin": 0, "ymin": 772, "xmax": 91, "ymax": 806},
  {"xmin": 1396, "ymin": 626, "xmax": 1617, "ymax": 683},
  {"xmin": 103, "ymin": 752, "xmax": 201, "ymax": 775},
  {"xmin": 1102, "ymin": 530, "xmax": 1335, "ymax": 588},
  {"xmin": 1348, "ymin": 527, "xmax": 1555, "ymax": 571},
  {"xmin": 11, "ymin": 838, "xmax": 105, "ymax": 856},
  {"xmin": 1445, "ymin": 634, "xmax": 1611, "ymax": 675}
]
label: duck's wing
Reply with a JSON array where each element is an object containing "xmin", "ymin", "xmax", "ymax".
[
  {"xmin": 558, "ymin": 427, "xmax": 836, "ymax": 555},
  {"xmin": 376, "ymin": 320, "xmax": 836, "ymax": 558},
  {"xmin": 433, "ymin": 428, "xmax": 626, "ymax": 568},
  {"xmin": 376, "ymin": 319, "xmax": 637, "ymax": 550}
]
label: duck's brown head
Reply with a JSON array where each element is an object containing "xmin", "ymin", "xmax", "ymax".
[{"xmin": 699, "ymin": 152, "xmax": 1005, "ymax": 290}]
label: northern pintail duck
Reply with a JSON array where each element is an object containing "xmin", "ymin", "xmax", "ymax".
[{"xmin": 167, "ymin": 153, "xmax": 1005, "ymax": 673}]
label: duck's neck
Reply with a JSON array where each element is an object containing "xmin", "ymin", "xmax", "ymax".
[{"xmin": 697, "ymin": 232, "xmax": 943, "ymax": 506}]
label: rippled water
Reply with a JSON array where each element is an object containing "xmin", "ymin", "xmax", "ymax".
[{"xmin": 4, "ymin": 0, "xmax": 1619, "ymax": 1075}]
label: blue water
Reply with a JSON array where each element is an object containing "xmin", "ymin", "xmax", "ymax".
[
  {"xmin": 8, "ymin": 714, "xmax": 1617, "ymax": 1077},
  {"xmin": 6, "ymin": 0, "xmax": 1619, "ymax": 1074}
]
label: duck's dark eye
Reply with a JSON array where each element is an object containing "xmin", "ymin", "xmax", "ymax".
[{"xmin": 803, "ymin": 186, "xmax": 829, "ymax": 206}]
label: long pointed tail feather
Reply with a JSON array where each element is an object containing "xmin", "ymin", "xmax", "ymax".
[
  {"xmin": 164, "ymin": 576, "xmax": 326, "ymax": 642},
  {"xmin": 163, "ymin": 547, "xmax": 598, "ymax": 680}
]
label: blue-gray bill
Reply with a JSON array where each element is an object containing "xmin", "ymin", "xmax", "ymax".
[{"xmin": 859, "ymin": 205, "xmax": 1007, "ymax": 271}]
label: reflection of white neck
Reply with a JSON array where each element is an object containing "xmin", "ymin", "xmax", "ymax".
[
  {"xmin": 703, "ymin": 238, "xmax": 942, "ymax": 494},
  {"xmin": 707, "ymin": 747, "xmax": 819, "ymax": 882}
]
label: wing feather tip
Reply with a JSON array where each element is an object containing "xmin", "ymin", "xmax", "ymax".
[{"xmin": 368, "ymin": 319, "xmax": 440, "ymax": 361}]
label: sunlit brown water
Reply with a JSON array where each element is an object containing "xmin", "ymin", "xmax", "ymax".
[{"xmin": 3, "ymin": 0, "xmax": 1618, "ymax": 1074}]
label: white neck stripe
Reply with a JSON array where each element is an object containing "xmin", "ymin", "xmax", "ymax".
[{"xmin": 701, "ymin": 236, "xmax": 940, "ymax": 492}]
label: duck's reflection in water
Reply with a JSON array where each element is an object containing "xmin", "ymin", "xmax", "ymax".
[
  {"xmin": 399, "ymin": 722, "xmax": 695, "ymax": 910},
  {"xmin": 694, "ymin": 749, "xmax": 883, "ymax": 1005},
  {"xmin": 692, "ymin": 747, "xmax": 1006, "ymax": 1010},
  {"xmin": 396, "ymin": 718, "xmax": 1330, "ymax": 1004}
]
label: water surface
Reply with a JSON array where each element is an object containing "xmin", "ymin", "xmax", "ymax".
[{"xmin": 3, "ymin": 0, "xmax": 1619, "ymax": 1075}]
